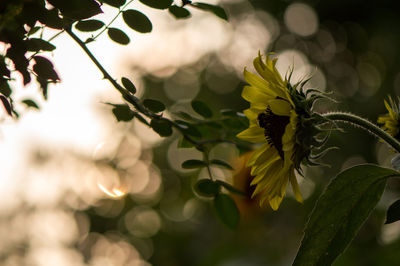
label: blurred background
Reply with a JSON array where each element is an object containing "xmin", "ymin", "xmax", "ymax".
[{"xmin": 2, "ymin": 0, "xmax": 400, "ymax": 265}]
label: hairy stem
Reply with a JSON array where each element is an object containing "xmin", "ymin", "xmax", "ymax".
[{"xmin": 323, "ymin": 112, "xmax": 400, "ymax": 153}]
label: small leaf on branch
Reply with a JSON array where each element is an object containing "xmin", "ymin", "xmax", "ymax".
[
  {"xmin": 150, "ymin": 119, "xmax": 172, "ymax": 136},
  {"xmin": 33, "ymin": 56, "xmax": 60, "ymax": 82},
  {"xmin": 26, "ymin": 38, "xmax": 56, "ymax": 52},
  {"xmin": 121, "ymin": 77, "xmax": 137, "ymax": 94},
  {"xmin": 181, "ymin": 159, "xmax": 208, "ymax": 169},
  {"xmin": 213, "ymin": 193, "xmax": 239, "ymax": 229},
  {"xmin": 169, "ymin": 5, "xmax": 191, "ymax": 19},
  {"xmin": 47, "ymin": 0, "xmax": 103, "ymax": 19},
  {"xmin": 123, "ymin": 10, "xmax": 152, "ymax": 33},
  {"xmin": 107, "ymin": 28, "xmax": 130, "ymax": 45},
  {"xmin": 385, "ymin": 199, "xmax": 400, "ymax": 224},
  {"xmin": 101, "ymin": 0, "xmax": 126, "ymax": 8},
  {"xmin": 75, "ymin": 19, "xmax": 105, "ymax": 32},
  {"xmin": 195, "ymin": 179, "xmax": 220, "ymax": 197},
  {"xmin": 22, "ymin": 99, "xmax": 40, "ymax": 110},
  {"xmin": 139, "ymin": 0, "xmax": 172, "ymax": 9},
  {"xmin": 210, "ymin": 159, "xmax": 233, "ymax": 170},
  {"xmin": 27, "ymin": 26, "xmax": 42, "ymax": 36},
  {"xmin": 143, "ymin": 99, "xmax": 165, "ymax": 113},
  {"xmin": 190, "ymin": 2, "xmax": 228, "ymax": 21},
  {"xmin": 111, "ymin": 104, "xmax": 134, "ymax": 122},
  {"xmin": 0, "ymin": 95, "xmax": 12, "ymax": 116},
  {"xmin": 191, "ymin": 100, "xmax": 213, "ymax": 118},
  {"xmin": 38, "ymin": 8, "xmax": 64, "ymax": 29},
  {"xmin": 293, "ymin": 164, "xmax": 399, "ymax": 266}
]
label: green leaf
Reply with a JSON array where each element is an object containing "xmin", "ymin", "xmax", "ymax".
[
  {"xmin": 26, "ymin": 38, "xmax": 56, "ymax": 52},
  {"xmin": 32, "ymin": 56, "xmax": 60, "ymax": 81},
  {"xmin": 0, "ymin": 95, "xmax": 12, "ymax": 116},
  {"xmin": 101, "ymin": 0, "xmax": 126, "ymax": 8},
  {"xmin": 143, "ymin": 99, "xmax": 165, "ymax": 113},
  {"xmin": 168, "ymin": 5, "xmax": 191, "ymax": 19},
  {"xmin": 111, "ymin": 104, "xmax": 134, "ymax": 122},
  {"xmin": 123, "ymin": 9, "xmax": 152, "ymax": 33},
  {"xmin": 175, "ymin": 120, "xmax": 202, "ymax": 137},
  {"xmin": 215, "ymin": 180, "xmax": 246, "ymax": 196},
  {"xmin": 150, "ymin": 119, "xmax": 172, "ymax": 136},
  {"xmin": 210, "ymin": 159, "xmax": 233, "ymax": 170},
  {"xmin": 178, "ymin": 136, "xmax": 195, "ymax": 148},
  {"xmin": 294, "ymin": 164, "xmax": 399, "ymax": 266},
  {"xmin": 22, "ymin": 99, "xmax": 40, "ymax": 109},
  {"xmin": 181, "ymin": 159, "xmax": 208, "ymax": 169},
  {"xmin": 139, "ymin": 0, "xmax": 172, "ymax": 9},
  {"xmin": 195, "ymin": 179, "xmax": 220, "ymax": 197},
  {"xmin": 190, "ymin": 2, "xmax": 228, "ymax": 21},
  {"xmin": 214, "ymin": 194, "xmax": 239, "ymax": 229},
  {"xmin": 174, "ymin": 111, "xmax": 196, "ymax": 121},
  {"xmin": 75, "ymin": 19, "xmax": 105, "ymax": 32},
  {"xmin": 27, "ymin": 26, "xmax": 42, "ymax": 36},
  {"xmin": 385, "ymin": 199, "xmax": 400, "ymax": 224},
  {"xmin": 191, "ymin": 100, "xmax": 213, "ymax": 118},
  {"xmin": 47, "ymin": 0, "xmax": 103, "ymax": 19},
  {"xmin": 39, "ymin": 8, "xmax": 64, "ymax": 29},
  {"xmin": 107, "ymin": 28, "xmax": 130, "ymax": 45},
  {"xmin": 121, "ymin": 77, "xmax": 137, "ymax": 94}
]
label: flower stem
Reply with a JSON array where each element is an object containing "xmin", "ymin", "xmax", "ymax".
[{"xmin": 323, "ymin": 112, "xmax": 400, "ymax": 153}]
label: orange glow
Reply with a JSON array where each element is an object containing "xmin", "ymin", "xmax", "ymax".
[{"xmin": 97, "ymin": 183, "xmax": 126, "ymax": 199}]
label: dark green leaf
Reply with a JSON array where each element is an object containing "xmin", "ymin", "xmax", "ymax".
[
  {"xmin": 47, "ymin": 0, "xmax": 103, "ymax": 19},
  {"xmin": 190, "ymin": 2, "xmax": 228, "ymax": 21},
  {"xmin": 122, "ymin": 10, "xmax": 152, "ymax": 33},
  {"xmin": 32, "ymin": 56, "xmax": 60, "ymax": 81},
  {"xmin": 181, "ymin": 159, "xmax": 208, "ymax": 169},
  {"xmin": 168, "ymin": 5, "xmax": 191, "ymax": 19},
  {"xmin": 386, "ymin": 199, "xmax": 400, "ymax": 224},
  {"xmin": 111, "ymin": 104, "xmax": 134, "ymax": 122},
  {"xmin": 27, "ymin": 26, "xmax": 42, "ymax": 36},
  {"xmin": 174, "ymin": 111, "xmax": 196, "ymax": 121},
  {"xmin": 195, "ymin": 179, "xmax": 220, "ymax": 197},
  {"xmin": 0, "ymin": 80, "xmax": 12, "ymax": 97},
  {"xmin": 213, "ymin": 193, "xmax": 239, "ymax": 229},
  {"xmin": 139, "ymin": 0, "xmax": 172, "ymax": 9},
  {"xmin": 121, "ymin": 77, "xmax": 136, "ymax": 94},
  {"xmin": 150, "ymin": 119, "xmax": 172, "ymax": 136},
  {"xmin": 75, "ymin": 19, "xmax": 105, "ymax": 32},
  {"xmin": 38, "ymin": 8, "xmax": 64, "ymax": 29},
  {"xmin": 143, "ymin": 99, "xmax": 165, "ymax": 113},
  {"xmin": 0, "ymin": 95, "xmax": 12, "ymax": 116},
  {"xmin": 101, "ymin": 0, "xmax": 126, "ymax": 7},
  {"xmin": 175, "ymin": 120, "xmax": 202, "ymax": 137},
  {"xmin": 294, "ymin": 164, "xmax": 399, "ymax": 266},
  {"xmin": 215, "ymin": 180, "xmax": 246, "ymax": 196},
  {"xmin": 107, "ymin": 28, "xmax": 130, "ymax": 45},
  {"xmin": 26, "ymin": 38, "xmax": 56, "ymax": 52},
  {"xmin": 191, "ymin": 100, "xmax": 213, "ymax": 118},
  {"xmin": 22, "ymin": 99, "xmax": 40, "ymax": 109},
  {"xmin": 210, "ymin": 159, "xmax": 233, "ymax": 170}
]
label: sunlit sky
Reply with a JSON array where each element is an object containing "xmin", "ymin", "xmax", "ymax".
[{"xmin": 3, "ymin": 1, "xmax": 396, "ymax": 265}]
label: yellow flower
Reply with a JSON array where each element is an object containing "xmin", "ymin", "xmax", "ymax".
[
  {"xmin": 237, "ymin": 53, "xmax": 322, "ymax": 210},
  {"xmin": 377, "ymin": 96, "xmax": 400, "ymax": 138}
]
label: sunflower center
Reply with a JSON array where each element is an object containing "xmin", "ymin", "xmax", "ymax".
[{"xmin": 258, "ymin": 108, "xmax": 290, "ymax": 159}]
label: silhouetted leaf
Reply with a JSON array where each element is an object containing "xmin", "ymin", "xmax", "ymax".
[
  {"xmin": 0, "ymin": 95, "xmax": 12, "ymax": 116},
  {"xmin": 386, "ymin": 199, "xmax": 400, "ymax": 224},
  {"xmin": 111, "ymin": 104, "xmax": 134, "ymax": 122},
  {"xmin": 139, "ymin": 0, "xmax": 172, "ymax": 9},
  {"xmin": 195, "ymin": 179, "xmax": 220, "ymax": 197},
  {"xmin": 143, "ymin": 99, "xmax": 165, "ymax": 113},
  {"xmin": 0, "ymin": 80, "xmax": 12, "ymax": 97},
  {"xmin": 150, "ymin": 119, "xmax": 172, "ymax": 136},
  {"xmin": 121, "ymin": 77, "xmax": 136, "ymax": 94},
  {"xmin": 210, "ymin": 159, "xmax": 233, "ymax": 170},
  {"xmin": 294, "ymin": 164, "xmax": 399, "ymax": 266},
  {"xmin": 75, "ymin": 19, "xmax": 105, "ymax": 32},
  {"xmin": 47, "ymin": 0, "xmax": 103, "ymax": 19},
  {"xmin": 38, "ymin": 8, "xmax": 64, "ymax": 29},
  {"xmin": 214, "ymin": 194, "xmax": 239, "ymax": 229},
  {"xmin": 0, "ymin": 57, "xmax": 10, "ymax": 78},
  {"xmin": 21, "ymin": 99, "xmax": 40, "ymax": 109},
  {"xmin": 101, "ymin": 0, "xmax": 126, "ymax": 8},
  {"xmin": 191, "ymin": 100, "xmax": 213, "ymax": 118},
  {"xmin": 107, "ymin": 28, "xmax": 130, "ymax": 45},
  {"xmin": 190, "ymin": 2, "xmax": 228, "ymax": 21},
  {"xmin": 169, "ymin": 5, "xmax": 191, "ymax": 19},
  {"xmin": 27, "ymin": 26, "xmax": 41, "ymax": 36},
  {"xmin": 123, "ymin": 10, "xmax": 152, "ymax": 33},
  {"xmin": 181, "ymin": 159, "xmax": 207, "ymax": 169},
  {"xmin": 32, "ymin": 56, "xmax": 60, "ymax": 81},
  {"xmin": 26, "ymin": 38, "xmax": 56, "ymax": 52}
]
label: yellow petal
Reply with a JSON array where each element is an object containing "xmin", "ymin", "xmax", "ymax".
[
  {"xmin": 237, "ymin": 125, "xmax": 265, "ymax": 143},
  {"xmin": 289, "ymin": 170, "xmax": 303, "ymax": 203},
  {"xmin": 246, "ymin": 143, "xmax": 270, "ymax": 167},
  {"xmin": 268, "ymin": 98, "xmax": 292, "ymax": 116},
  {"xmin": 268, "ymin": 195, "xmax": 284, "ymax": 210},
  {"xmin": 242, "ymin": 86, "xmax": 273, "ymax": 105}
]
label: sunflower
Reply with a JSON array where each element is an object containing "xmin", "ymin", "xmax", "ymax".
[
  {"xmin": 237, "ymin": 53, "xmax": 323, "ymax": 210},
  {"xmin": 377, "ymin": 96, "xmax": 400, "ymax": 139}
]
